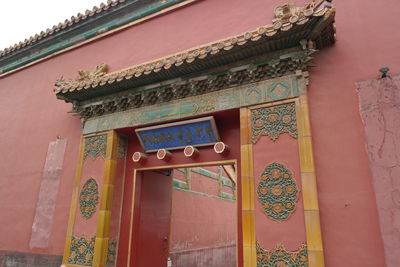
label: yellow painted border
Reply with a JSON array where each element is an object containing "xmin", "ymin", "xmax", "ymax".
[
  {"xmin": 243, "ymin": 95, "xmax": 325, "ymax": 267},
  {"xmin": 93, "ymin": 130, "xmax": 119, "ymax": 267},
  {"xmin": 62, "ymin": 131, "xmax": 114, "ymax": 267},
  {"xmin": 112, "ymin": 135, "xmax": 128, "ymax": 266},
  {"xmin": 241, "ymin": 100, "xmax": 295, "ymax": 267},
  {"xmin": 240, "ymin": 107, "xmax": 257, "ymax": 267},
  {"xmin": 126, "ymin": 169, "xmax": 138, "ymax": 267},
  {"xmin": 295, "ymin": 95, "xmax": 325, "ymax": 267},
  {"xmin": 62, "ymin": 136, "xmax": 85, "ymax": 265},
  {"xmin": 127, "ymin": 159, "xmax": 238, "ymax": 267}
]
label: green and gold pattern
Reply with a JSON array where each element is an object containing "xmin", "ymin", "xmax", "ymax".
[
  {"xmin": 257, "ymin": 162, "xmax": 299, "ymax": 221},
  {"xmin": 257, "ymin": 242, "xmax": 308, "ymax": 267},
  {"xmin": 106, "ymin": 240, "xmax": 118, "ymax": 265},
  {"xmin": 68, "ymin": 235, "xmax": 95, "ymax": 266},
  {"xmin": 251, "ymin": 102, "xmax": 297, "ymax": 143},
  {"xmin": 84, "ymin": 134, "xmax": 107, "ymax": 159},
  {"xmin": 83, "ymin": 77, "xmax": 303, "ymax": 134},
  {"xmin": 117, "ymin": 136, "xmax": 127, "ymax": 158},
  {"xmin": 79, "ymin": 178, "xmax": 99, "ymax": 219}
]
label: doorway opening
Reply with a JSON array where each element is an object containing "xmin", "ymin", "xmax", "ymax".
[{"xmin": 130, "ymin": 163, "xmax": 237, "ymax": 267}]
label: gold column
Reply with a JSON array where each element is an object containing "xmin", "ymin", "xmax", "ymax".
[
  {"xmin": 295, "ymin": 95, "xmax": 325, "ymax": 267},
  {"xmin": 62, "ymin": 136, "xmax": 85, "ymax": 265},
  {"xmin": 93, "ymin": 130, "xmax": 119, "ymax": 267},
  {"xmin": 240, "ymin": 107, "xmax": 257, "ymax": 267}
]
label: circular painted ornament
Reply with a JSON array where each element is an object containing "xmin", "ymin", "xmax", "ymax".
[{"xmin": 257, "ymin": 162, "xmax": 299, "ymax": 221}]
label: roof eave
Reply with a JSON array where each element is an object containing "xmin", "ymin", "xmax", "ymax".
[
  {"xmin": 55, "ymin": 4, "xmax": 335, "ymax": 103},
  {"xmin": 0, "ymin": 0, "xmax": 197, "ymax": 75}
]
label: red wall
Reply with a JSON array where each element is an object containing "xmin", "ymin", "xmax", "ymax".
[
  {"xmin": 0, "ymin": 63, "xmax": 81, "ymax": 255},
  {"xmin": 73, "ymin": 157, "xmax": 104, "ymax": 237},
  {"xmin": 170, "ymin": 168, "xmax": 236, "ymax": 251},
  {"xmin": 0, "ymin": 0, "xmax": 398, "ymax": 265},
  {"xmin": 169, "ymin": 168, "xmax": 237, "ymax": 267},
  {"xmin": 190, "ymin": 168, "xmax": 219, "ymax": 196},
  {"xmin": 307, "ymin": 1, "xmax": 400, "ymax": 265},
  {"xmin": 170, "ymin": 190, "xmax": 236, "ymax": 266},
  {"xmin": 109, "ymin": 155, "xmax": 127, "ymax": 240},
  {"xmin": 253, "ymin": 133, "xmax": 306, "ymax": 251}
]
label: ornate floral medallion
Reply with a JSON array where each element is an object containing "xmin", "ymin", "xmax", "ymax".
[
  {"xmin": 257, "ymin": 162, "xmax": 299, "ymax": 221},
  {"xmin": 68, "ymin": 235, "xmax": 95, "ymax": 266},
  {"xmin": 251, "ymin": 102, "xmax": 297, "ymax": 143},
  {"xmin": 79, "ymin": 178, "xmax": 99, "ymax": 219},
  {"xmin": 84, "ymin": 134, "xmax": 107, "ymax": 160},
  {"xmin": 257, "ymin": 242, "xmax": 308, "ymax": 267}
]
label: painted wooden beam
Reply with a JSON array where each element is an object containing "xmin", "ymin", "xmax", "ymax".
[{"xmin": 222, "ymin": 165, "xmax": 237, "ymax": 185}]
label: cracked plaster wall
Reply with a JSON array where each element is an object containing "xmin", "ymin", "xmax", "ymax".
[
  {"xmin": 30, "ymin": 139, "xmax": 67, "ymax": 249},
  {"xmin": 357, "ymin": 75, "xmax": 400, "ymax": 267}
]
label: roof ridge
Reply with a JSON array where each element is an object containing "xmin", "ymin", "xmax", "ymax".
[{"xmin": 0, "ymin": 0, "xmax": 127, "ymax": 58}]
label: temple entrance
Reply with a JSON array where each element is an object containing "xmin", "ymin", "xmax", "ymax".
[{"xmin": 130, "ymin": 164, "xmax": 237, "ymax": 267}]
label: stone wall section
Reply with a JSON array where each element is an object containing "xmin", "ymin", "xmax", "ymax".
[{"xmin": 357, "ymin": 75, "xmax": 400, "ymax": 267}]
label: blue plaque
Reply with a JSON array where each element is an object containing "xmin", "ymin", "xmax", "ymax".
[{"xmin": 135, "ymin": 116, "xmax": 220, "ymax": 152}]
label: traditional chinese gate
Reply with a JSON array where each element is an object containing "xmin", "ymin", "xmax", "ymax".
[
  {"xmin": 130, "ymin": 162, "xmax": 238, "ymax": 267},
  {"xmin": 56, "ymin": 2, "xmax": 335, "ymax": 266}
]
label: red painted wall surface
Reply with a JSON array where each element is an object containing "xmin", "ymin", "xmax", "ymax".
[
  {"xmin": 306, "ymin": 1, "xmax": 400, "ymax": 264},
  {"xmin": 73, "ymin": 157, "xmax": 104, "ymax": 237},
  {"xmin": 170, "ymin": 169, "xmax": 237, "ymax": 267},
  {"xmin": 169, "ymin": 184, "xmax": 236, "ymax": 267},
  {"xmin": 109, "ymin": 155, "xmax": 127, "ymax": 240},
  {"xmin": 0, "ymin": 63, "xmax": 81, "ymax": 256},
  {"xmin": 253, "ymin": 133, "xmax": 306, "ymax": 251},
  {"xmin": 190, "ymin": 168, "xmax": 221, "ymax": 196},
  {"xmin": 0, "ymin": 0, "xmax": 398, "ymax": 265},
  {"xmin": 170, "ymin": 167, "xmax": 236, "ymax": 246}
]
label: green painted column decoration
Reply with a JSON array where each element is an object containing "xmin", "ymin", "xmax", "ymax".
[
  {"xmin": 257, "ymin": 162, "xmax": 299, "ymax": 221},
  {"xmin": 256, "ymin": 242, "xmax": 308, "ymax": 267},
  {"xmin": 251, "ymin": 102, "xmax": 297, "ymax": 143},
  {"xmin": 84, "ymin": 135, "xmax": 107, "ymax": 159},
  {"xmin": 68, "ymin": 236, "xmax": 96, "ymax": 266},
  {"xmin": 117, "ymin": 136, "xmax": 127, "ymax": 158},
  {"xmin": 79, "ymin": 178, "xmax": 99, "ymax": 219},
  {"xmin": 106, "ymin": 240, "xmax": 118, "ymax": 266}
]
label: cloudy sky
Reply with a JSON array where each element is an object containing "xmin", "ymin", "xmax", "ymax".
[{"xmin": 0, "ymin": 0, "xmax": 104, "ymax": 50}]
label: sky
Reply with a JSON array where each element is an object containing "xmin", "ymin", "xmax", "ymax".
[{"xmin": 0, "ymin": 0, "xmax": 105, "ymax": 51}]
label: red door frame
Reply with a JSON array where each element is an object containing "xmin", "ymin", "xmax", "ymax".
[{"xmin": 127, "ymin": 160, "xmax": 239, "ymax": 267}]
